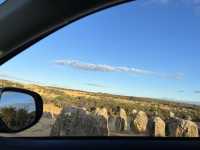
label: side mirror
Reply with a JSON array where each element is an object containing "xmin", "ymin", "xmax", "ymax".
[{"xmin": 0, "ymin": 87, "xmax": 43, "ymax": 133}]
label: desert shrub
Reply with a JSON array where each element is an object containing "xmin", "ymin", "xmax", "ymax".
[{"xmin": 0, "ymin": 107, "xmax": 35, "ymax": 130}]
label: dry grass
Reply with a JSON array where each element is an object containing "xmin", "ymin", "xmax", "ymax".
[
  {"xmin": 43, "ymin": 104, "xmax": 61, "ymax": 115},
  {"xmin": 1, "ymin": 79, "xmax": 200, "ymax": 122}
]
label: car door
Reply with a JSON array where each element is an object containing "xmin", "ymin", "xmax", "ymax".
[{"xmin": 0, "ymin": 0, "xmax": 200, "ymax": 149}]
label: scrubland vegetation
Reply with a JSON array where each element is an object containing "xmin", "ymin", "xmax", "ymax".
[{"xmin": 1, "ymin": 79, "xmax": 200, "ymax": 122}]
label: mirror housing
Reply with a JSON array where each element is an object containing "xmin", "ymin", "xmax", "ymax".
[{"xmin": 0, "ymin": 87, "xmax": 43, "ymax": 133}]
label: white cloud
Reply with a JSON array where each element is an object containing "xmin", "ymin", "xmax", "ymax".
[
  {"xmin": 148, "ymin": 0, "xmax": 200, "ymax": 5},
  {"xmin": 177, "ymin": 90, "xmax": 185, "ymax": 93},
  {"xmin": 55, "ymin": 59, "xmax": 184, "ymax": 80},
  {"xmin": 144, "ymin": 0, "xmax": 200, "ymax": 15},
  {"xmin": 86, "ymin": 83, "xmax": 106, "ymax": 88},
  {"xmin": 194, "ymin": 90, "xmax": 200, "ymax": 94},
  {"xmin": 151, "ymin": 0, "xmax": 170, "ymax": 4},
  {"xmin": 182, "ymin": 0, "xmax": 200, "ymax": 5}
]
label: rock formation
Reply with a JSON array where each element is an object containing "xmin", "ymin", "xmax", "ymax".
[
  {"xmin": 130, "ymin": 111, "xmax": 148, "ymax": 134},
  {"xmin": 166, "ymin": 118, "xmax": 199, "ymax": 137},
  {"xmin": 50, "ymin": 106, "xmax": 109, "ymax": 136},
  {"xmin": 148, "ymin": 117, "xmax": 165, "ymax": 137},
  {"xmin": 115, "ymin": 108, "xmax": 128, "ymax": 131}
]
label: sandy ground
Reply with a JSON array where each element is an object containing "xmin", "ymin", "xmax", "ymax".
[
  {"xmin": 0, "ymin": 116, "xmax": 145, "ymax": 137},
  {"xmin": 0, "ymin": 117, "xmax": 55, "ymax": 137}
]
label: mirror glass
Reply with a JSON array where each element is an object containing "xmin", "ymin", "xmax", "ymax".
[
  {"xmin": 0, "ymin": 91, "xmax": 36, "ymax": 131},
  {"xmin": 0, "ymin": 0, "xmax": 6, "ymax": 5}
]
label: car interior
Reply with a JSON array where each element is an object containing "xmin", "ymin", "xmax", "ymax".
[{"xmin": 0, "ymin": 0, "xmax": 200, "ymax": 149}]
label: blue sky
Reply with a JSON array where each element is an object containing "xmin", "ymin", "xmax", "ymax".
[
  {"xmin": 0, "ymin": 0, "xmax": 5, "ymax": 5},
  {"xmin": 0, "ymin": 91, "xmax": 35, "ymax": 112},
  {"xmin": 1, "ymin": 0, "xmax": 200, "ymax": 102}
]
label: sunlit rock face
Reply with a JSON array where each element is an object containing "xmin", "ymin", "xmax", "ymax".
[
  {"xmin": 115, "ymin": 108, "xmax": 128, "ymax": 131},
  {"xmin": 95, "ymin": 107, "xmax": 109, "ymax": 120},
  {"xmin": 50, "ymin": 106, "xmax": 109, "ymax": 136},
  {"xmin": 148, "ymin": 117, "xmax": 165, "ymax": 137},
  {"xmin": 94, "ymin": 107, "xmax": 109, "ymax": 135},
  {"xmin": 166, "ymin": 118, "xmax": 199, "ymax": 137},
  {"xmin": 130, "ymin": 111, "xmax": 148, "ymax": 134}
]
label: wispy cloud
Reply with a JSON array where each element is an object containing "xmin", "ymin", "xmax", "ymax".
[
  {"xmin": 86, "ymin": 83, "xmax": 106, "ymax": 88},
  {"xmin": 177, "ymin": 90, "xmax": 185, "ymax": 93},
  {"xmin": 149, "ymin": 0, "xmax": 200, "ymax": 8},
  {"xmin": 54, "ymin": 59, "xmax": 184, "ymax": 80},
  {"xmin": 142, "ymin": 0, "xmax": 200, "ymax": 16},
  {"xmin": 149, "ymin": 0, "xmax": 200, "ymax": 4},
  {"xmin": 150, "ymin": 0, "xmax": 170, "ymax": 4},
  {"xmin": 194, "ymin": 90, "xmax": 200, "ymax": 94},
  {"xmin": 0, "ymin": 73, "xmax": 48, "ymax": 85}
]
